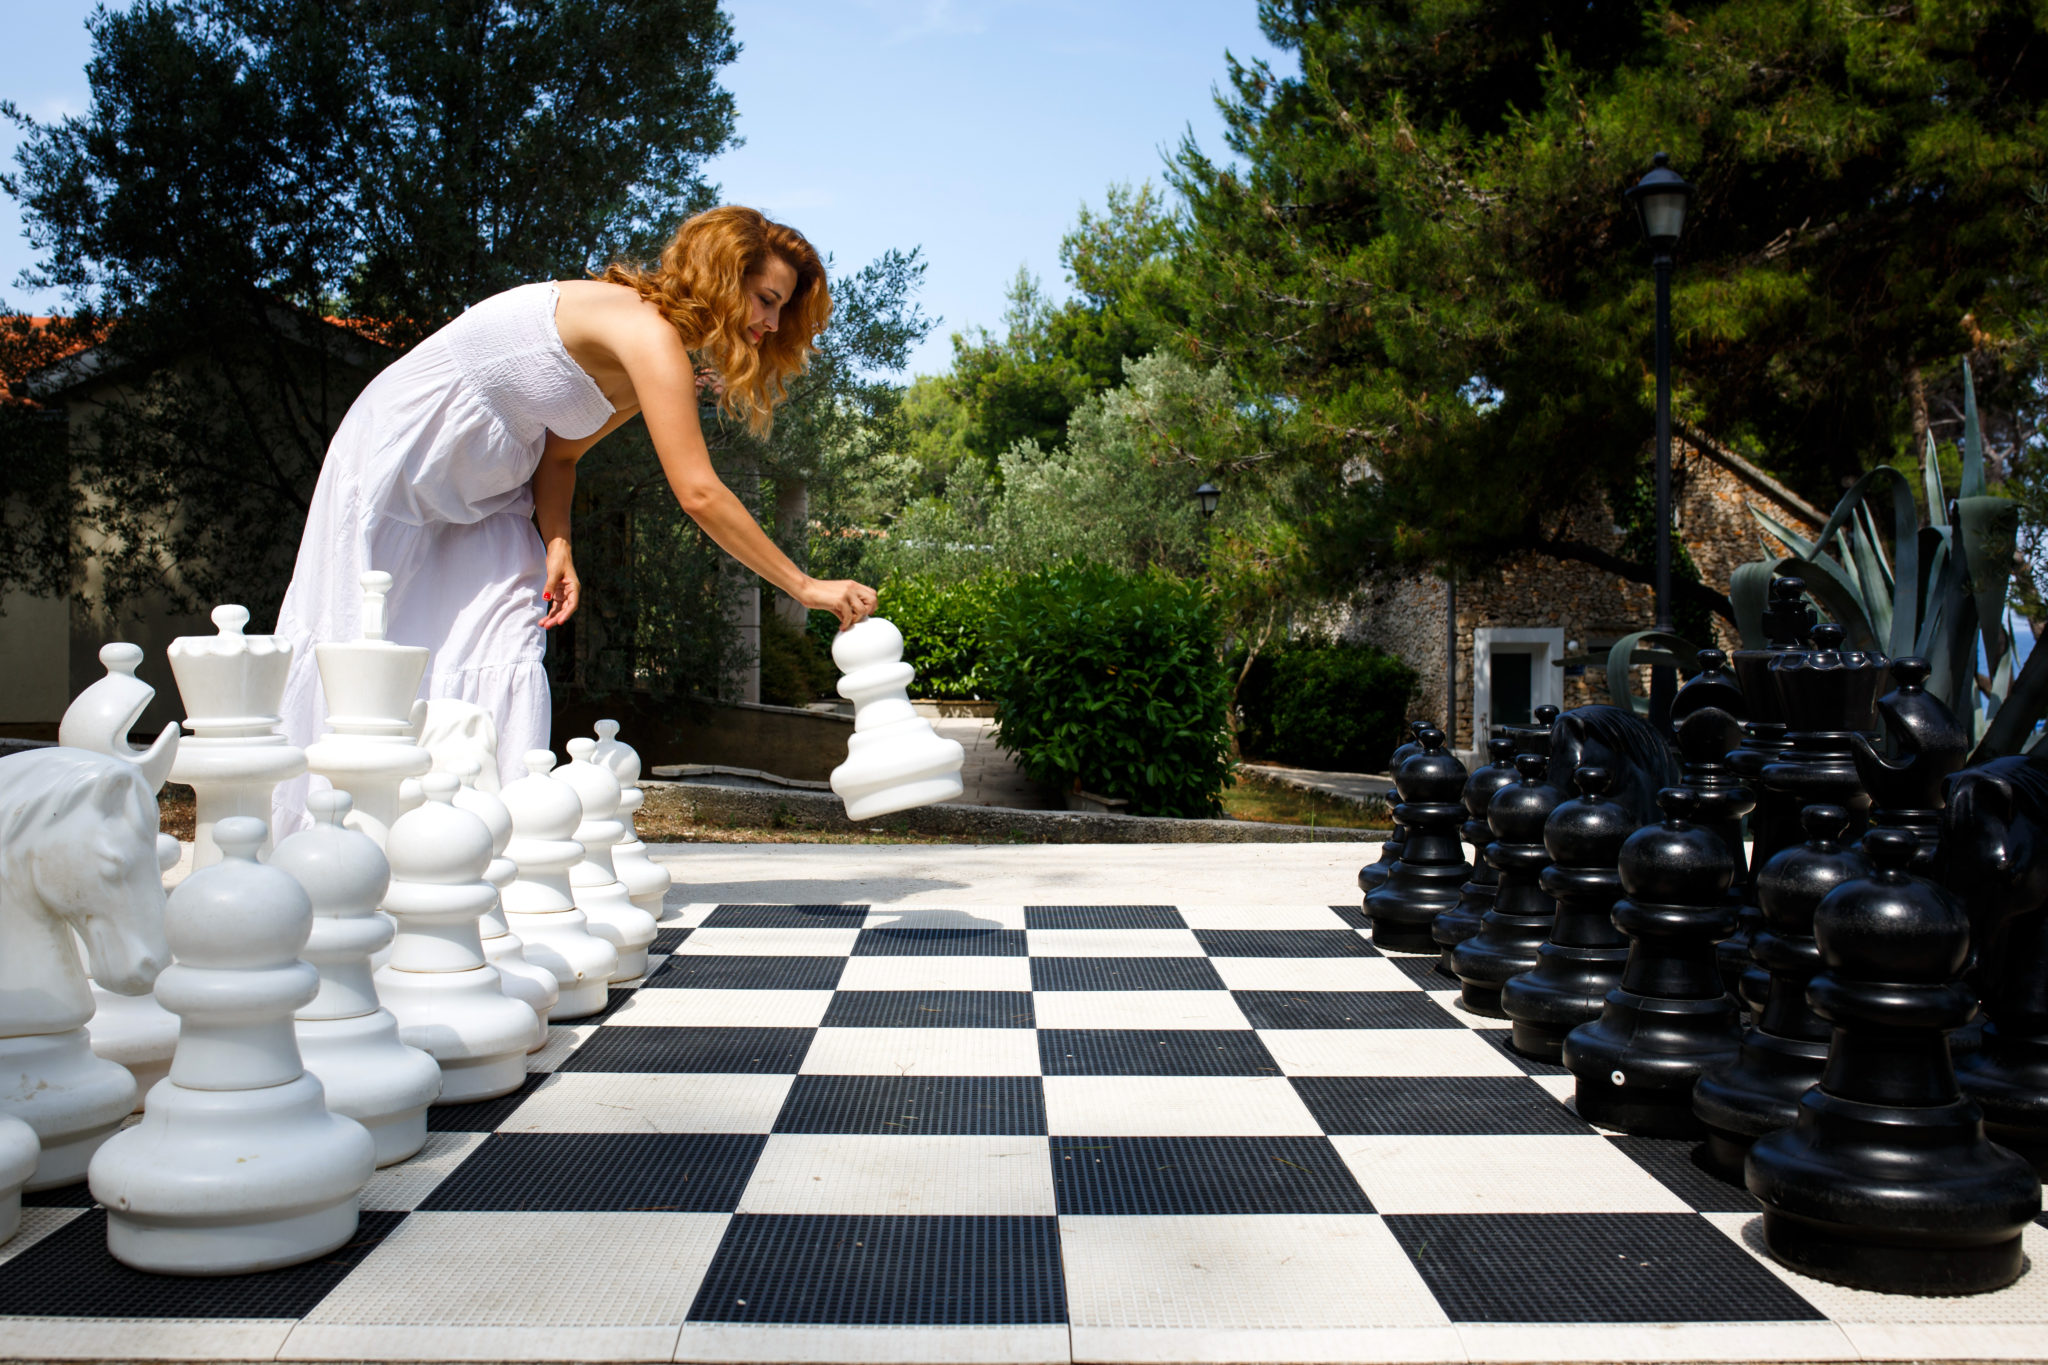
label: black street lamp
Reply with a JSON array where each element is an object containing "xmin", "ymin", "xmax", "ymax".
[
  {"xmin": 1626, "ymin": 151, "xmax": 1694, "ymax": 633},
  {"xmin": 1193, "ymin": 481, "xmax": 1221, "ymax": 517}
]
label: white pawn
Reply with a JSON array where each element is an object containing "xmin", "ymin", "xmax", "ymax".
[
  {"xmin": 167, "ymin": 605, "xmax": 305, "ymax": 865},
  {"xmin": 0, "ymin": 1115, "xmax": 36, "ymax": 1244},
  {"xmin": 271, "ymin": 791, "xmax": 442, "ymax": 1167},
  {"xmin": 373, "ymin": 774, "xmax": 536, "ymax": 1102},
  {"xmin": 557, "ymin": 738, "xmax": 658, "ymax": 981},
  {"xmin": 829, "ymin": 618, "xmax": 965, "ymax": 819},
  {"xmin": 305, "ymin": 572, "xmax": 432, "ymax": 847},
  {"xmin": 88, "ymin": 818, "xmax": 374, "ymax": 1275},
  {"xmin": 447, "ymin": 759, "xmax": 557, "ymax": 1045},
  {"xmin": 501, "ymin": 751, "xmax": 617, "ymax": 1019},
  {"xmin": 589, "ymin": 720, "xmax": 674, "ymax": 921}
]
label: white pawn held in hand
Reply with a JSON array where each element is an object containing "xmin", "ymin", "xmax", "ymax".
[
  {"xmin": 447, "ymin": 758, "xmax": 556, "ymax": 1046},
  {"xmin": 374, "ymin": 774, "xmax": 537, "ymax": 1102},
  {"xmin": 589, "ymin": 720, "xmax": 674, "ymax": 921},
  {"xmin": 88, "ymin": 818, "xmax": 374, "ymax": 1275},
  {"xmin": 167, "ymin": 605, "xmax": 305, "ymax": 866},
  {"xmin": 829, "ymin": 618, "xmax": 964, "ymax": 820},
  {"xmin": 500, "ymin": 752, "xmax": 616, "ymax": 1018},
  {"xmin": 557, "ymin": 739, "xmax": 658, "ymax": 981},
  {"xmin": 271, "ymin": 791, "xmax": 442, "ymax": 1166},
  {"xmin": 305, "ymin": 572, "xmax": 432, "ymax": 847},
  {"xmin": 0, "ymin": 1115, "xmax": 36, "ymax": 1244}
]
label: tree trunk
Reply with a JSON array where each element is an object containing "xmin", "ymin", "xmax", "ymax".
[
  {"xmin": 773, "ymin": 475, "xmax": 809, "ymax": 631},
  {"xmin": 1908, "ymin": 365, "xmax": 1932, "ymax": 526}
]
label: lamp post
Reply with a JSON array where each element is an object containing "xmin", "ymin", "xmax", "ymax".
[
  {"xmin": 1193, "ymin": 481, "xmax": 1221, "ymax": 518},
  {"xmin": 1626, "ymin": 152, "xmax": 1694, "ymax": 634}
]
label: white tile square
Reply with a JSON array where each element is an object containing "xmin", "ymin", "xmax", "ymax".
[
  {"xmin": 1531, "ymin": 1073, "xmax": 1579, "ymax": 1107},
  {"xmin": 14, "ymin": 1320, "xmax": 298, "ymax": 1361},
  {"xmin": 668, "ymin": 903, "xmax": 720, "ymax": 928},
  {"xmin": 799, "ymin": 1027, "xmax": 1042, "ymax": 1075},
  {"xmin": 605, "ymin": 988, "xmax": 833, "ymax": 1029},
  {"xmin": 835, "ymin": 956, "xmax": 1033, "ymax": 992},
  {"xmin": 675, "ymin": 1324, "xmax": 1070, "ymax": 1364},
  {"xmin": 673, "ymin": 926, "xmax": 859, "ymax": 956},
  {"xmin": 1027, "ymin": 928, "xmax": 1205, "ymax": 958},
  {"xmin": 1209, "ymin": 956, "xmax": 1420, "ymax": 992},
  {"xmin": 1176, "ymin": 905, "xmax": 1354, "ymax": 930},
  {"xmin": 1259, "ymin": 1028, "xmax": 1524, "ymax": 1077},
  {"xmin": 737, "ymin": 1134, "xmax": 1055, "ymax": 1215},
  {"xmin": 498, "ymin": 1071, "xmax": 793, "ymax": 1133},
  {"xmin": 1032, "ymin": 991, "xmax": 1251, "ymax": 1031},
  {"xmin": 1042, "ymin": 1076, "xmax": 1323, "ymax": 1136},
  {"xmin": 1334, "ymin": 1135, "xmax": 1693, "ymax": 1213},
  {"xmin": 1426, "ymin": 989, "xmax": 1510, "ymax": 1029},
  {"xmin": 360, "ymin": 1131, "xmax": 488, "ymax": 1211},
  {"xmin": 861, "ymin": 905, "xmax": 1025, "ymax": 930},
  {"xmin": 526, "ymin": 1024, "xmax": 600, "ymax": 1073},
  {"xmin": 0, "ymin": 1206, "xmax": 82, "ymax": 1265}
]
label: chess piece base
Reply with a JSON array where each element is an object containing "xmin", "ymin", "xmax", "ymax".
[
  {"xmin": 85, "ymin": 984, "xmax": 179, "ymax": 1110},
  {"xmin": 296, "ymin": 1011, "xmax": 441, "ymax": 1166},
  {"xmin": 0, "ymin": 1116, "xmax": 37, "ymax": 1245},
  {"xmin": 1564, "ymin": 992, "xmax": 1741, "ymax": 1139},
  {"xmin": 1502, "ymin": 943, "xmax": 1630, "ymax": 1064},
  {"xmin": 1759, "ymin": 1208, "xmax": 2024, "ymax": 1297},
  {"xmin": 843, "ymin": 773, "xmax": 963, "ymax": 822},
  {"xmin": 374, "ymin": 966, "xmax": 536, "ymax": 1103},
  {"xmin": 1954, "ymin": 1028, "xmax": 2048, "ymax": 1178},
  {"xmin": 482, "ymin": 935, "xmax": 559, "ymax": 1047},
  {"xmin": 0, "ymin": 1029, "xmax": 138, "ymax": 1190},
  {"xmin": 425, "ymin": 1050, "xmax": 526, "ymax": 1106},
  {"xmin": 1693, "ymin": 1030, "xmax": 1831, "ymax": 1176},
  {"xmin": 499, "ymin": 908, "xmax": 615, "ymax": 1020}
]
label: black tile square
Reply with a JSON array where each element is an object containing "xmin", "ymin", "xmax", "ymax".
[
  {"xmin": 705, "ymin": 903, "xmax": 869, "ymax": 928},
  {"xmin": 1038, "ymin": 1029, "xmax": 1281, "ymax": 1076},
  {"xmin": 688, "ymin": 1214, "xmax": 1065, "ymax": 1324},
  {"xmin": 774, "ymin": 1075, "xmax": 1046, "ymax": 1135},
  {"xmin": 1023, "ymin": 905, "xmax": 1186, "ymax": 929},
  {"xmin": 854, "ymin": 928, "xmax": 1028, "ymax": 956},
  {"xmin": 1329, "ymin": 903, "xmax": 1371, "ymax": 929},
  {"xmin": 0, "ymin": 1208, "xmax": 405, "ymax": 1317},
  {"xmin": 1478, "ymin": 1028, "xmax": 1572, "ymax": 1076},
  {"xmin": 1608, "ymin": 1136, "xmax": 1759, "ymax": 1213},
  {"xmin": 420, "ymin": 1132, "xmax": 766, "ymax": 1212},
  {"xmin": 1383, "ymin": 1213, "xmax": 1825, "ymax": 1323},
  {"xmin": 1387, "ymin": 953, "xmax": 1457, "ymax": 984},
  {"xmin": 21, "ymin": 1181, "xmax": 97, "ymax": 1208},
  {"xmin": 651, "ymin": 927, "xmax": 692, "ymax": 953},
  {"xmin": 1292, "ymin": 1077, "xmax": 1594, "ymax": 1135},
  {"xmin": 1234, "ymin": 990, "xmax": 1456, "ymax": 1030},
  {"xmin": 578, "ymin": 987, "xmax": 639, "ymax": 1024},
  {"xmin": 1194, "ymin": 929, "xmax": 1380, "ymax": 958},
  {"xmin": 645, "ymin": 954, "xmax": 847, "ymax": 990},
  {"xmin": 821, "ymin": 991, "xmax": 1035, "ymax": 1028},
  {"xmin": 1029, "ymin": 957, "xmax": 1226, "ymax": 991},
  {"xmin": 558, "ymin": 1026, "xmax": 814, "ymax": 1074},
  {"xmin": 1051, "ymin": 1136, "xmax": 1372, "ymax": 1215},
  {"xmin": 427, "ymin": 1073, "xmax": 551, "ymax": 1132}
]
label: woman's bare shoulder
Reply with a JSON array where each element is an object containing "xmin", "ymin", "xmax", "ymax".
[{"xmin": 553, "ymin": 280, "xmax": 687, "ymax": 372}]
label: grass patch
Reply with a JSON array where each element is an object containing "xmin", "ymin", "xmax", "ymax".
[{"xmin": 1221, "ymin": 771, "xmax": 1392, "ymax": 830}]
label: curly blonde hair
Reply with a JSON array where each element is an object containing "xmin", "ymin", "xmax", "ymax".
[{"xmin": 602, "ymin": 206, "xmax": 831, "ymax": 436}]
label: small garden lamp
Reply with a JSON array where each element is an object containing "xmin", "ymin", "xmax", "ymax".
[
  {"xmin": 1193, "ymin": 481, "xmax": 1222, "ymax": 518},
  {"xmin": 1625, "ymin": 151, "xmax": 1694, "ymax": 634},
  {"xmin": 1625, "ymin": 152, "xmax": 1693, "ymax": 253}
]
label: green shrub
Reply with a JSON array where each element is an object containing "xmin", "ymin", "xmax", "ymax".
[
  {"xmin": 1236, "ymin": 637, "xmax": 1418, "ymax": 773},
  {"xmin": 875, "ymin": 571, "xmax": 1012, "ymax": 698},
  {"xmin": 984, "ymin": 561, "xmax": 1234, "ymax": 818},
  {"xmin": 758, "ymin": 610, "xmax": 837, "ymax": 707}
]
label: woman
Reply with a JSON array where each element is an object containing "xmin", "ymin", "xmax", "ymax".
[{"xmin": 273, "ymin": 206, "xmax": 875, "ymax": 824}]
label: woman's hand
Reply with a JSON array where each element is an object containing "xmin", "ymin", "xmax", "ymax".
[
  {"xmin": 798, "ymin": 576, "xmax": 878, "ymax": 630},
  {"xmin": 541, "ymin": 539, "xmax": 581, "ymax": 630}
]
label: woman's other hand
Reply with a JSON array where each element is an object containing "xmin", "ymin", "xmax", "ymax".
[
  {"xmin": 798, "ymin": 577, "xmax": 877, "ymax": 631},
  {"xmin": 541, "ymin": 540, "xmax": 581, "ymax": 629}
]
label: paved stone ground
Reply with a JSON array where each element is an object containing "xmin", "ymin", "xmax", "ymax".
[{"xmin": 1239, "ymin": 762, "xmax": 1396, "ymax": 806}]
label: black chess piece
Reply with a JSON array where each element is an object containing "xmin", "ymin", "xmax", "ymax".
[
  {"xmin": 1431, "ymin": 736, "xmax": 1519, "ymax": 972},
  {"xmin": 1358, "ymin": 725, "xmax": 1426, "ymax": 899},
  {"xmin": 1563, "ymin": 788, "xmax": 1741, "ymax": 1136},
  {"xmin": 1546, "ymin": 704, "xmax": 1682, "ymax": 827},
  {"xmin": 1850, "ymin": 657, "xmax": 1968, "ymax": 875},
  {"xmin": 1501, "ymin": 766, "xmax": 1635, "ymax": 1062},
  {"xmin": 1728, "ymin": 577, "xmax": 1818, "ymax": 996},
  {"xmin": 1365, "ymin": 724, "xmax": 1471, "ymax": 954},
  {"xmin": 1748, "ymin": 828, "xmax": 2040, "ymax": 1296},
  {"xmin": 1672, "ymin": 649, "xmax": 1758, "ymax": 995},
  {"xmin": 1498, "ymin": 703, "xmax": 1561, "ymax": 759},
  {"xmin": 1694, "ymin": 805, "xmax": 1866, "ymax": 1175},
  {"xmin": 1763, "ymin": 622, "xmax": 1886, "ymax": 838},
  {"xmin": 1947, "ymin": 753, "xmax": 2048, "ymax": 1176},
  {"xmin": 1451, "ymin": 753, "xmax": 1560, "ymax": 1018}
]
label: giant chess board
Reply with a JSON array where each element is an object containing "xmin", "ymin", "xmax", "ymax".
[{"xmin": 5, "ymin": 901, "xmax": 2045, "ymax": 1363}]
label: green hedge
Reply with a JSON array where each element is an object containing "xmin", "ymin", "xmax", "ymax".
[
  {"xmin": 984, "ymin": 561, "xmax": 1234, "ymax": 818},
  {"xmin": 1236, "ymin": 637, "xmax": 1418, "ymax": 773},
  {"xmin": 874, "ymin": 571, "xmax": 1011, "ymax": 698}
]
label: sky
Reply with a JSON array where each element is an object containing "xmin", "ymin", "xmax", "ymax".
[{"xmin": 0, "ymin": 0, "xmax": 1293, "ymax": 376}]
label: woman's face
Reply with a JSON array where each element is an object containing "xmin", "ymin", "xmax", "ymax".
[{"xmin": 745, "ymin": 257, "xmax": 800, "ymax": 346}]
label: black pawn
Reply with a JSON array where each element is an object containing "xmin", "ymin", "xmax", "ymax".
[
  {"xmin": 1358, "ymin": 727, "xmax": 1426, "ymax": 898},
  {"xmin": 1502, "ymin": 766, "xmax": 1635, "ymax": 1063},
  {"xmin": 1673, "ymin": 649, "xmax": 1758, "ymax": 996},
  {"xmin": 1432, "ymin": 736, "xmax": 1520, "ymax": 973},
  {"xmin": 1365, "ymin": 724, "xmax": 1470, "ymax": 954},
  {"xmin": 1451, "ymin": 753, "xmax": 1560, "ymax": 1018},
  {"xmin": 1851, "ymin": 657, "xmax": 1968, "ymax": 875},
  {"xmin": 1694, "ymin": 805, "xmax": 1866, "ymax": 1175},
  {"xmin": 1748, "ymin": 829, "xmax": 2040, "ymax": 1296},
  {"xmin": 1563, "ymin": 788, "xmax": 1741, "ymax": 1136}
]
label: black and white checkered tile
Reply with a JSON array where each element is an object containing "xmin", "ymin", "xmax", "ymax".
[{"xmin": 3, "ymin": 902, "xmax": 2043, "ymax": 1363}]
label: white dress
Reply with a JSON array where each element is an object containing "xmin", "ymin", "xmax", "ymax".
[{"xmin": 273, "ymin": 283, "xmax": 614, "ymax": 828}]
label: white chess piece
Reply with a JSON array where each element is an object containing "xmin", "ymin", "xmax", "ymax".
[
  {"xmin": 829, "ymin": 618, "xmax": 965, "ymax": 819},
  {"xmin": 373, "ymin": 774, "xmax": 537, "ymax": 1102},
  {"xmin": 422, "ymin": 697, "xmax": 501, "ymax": 793},
  {"xmin": 305, "ymin": 572, "xmax": 432, "ymax": 847},
  {"xmin": 88, "ymin": 817, "xmax": 375, "ymax": 1275},
  {"xmin": 271, "ymin": 791, "xmax": 442, "ymax": 1166},
  {"xmin": 447, "ymin": 759, "xmax": 557, "ymax": 1046},
  {"xmin": 0, "ymin": 748, "xmax": 167, "ymax": 1190},
  {"xmin": 557, "ymin": 738, "xmax": 658, "ymax": 981},
  {"xmin": 589, "ymin": 720, "xmax": 674, "ymax": 921},
  {"xmin": 500, "ymin": 751, "xmax": 617, "ymax": 1019},
  {"xmin": 60, "ymin": 643, "xmax": 184, "ymax": 1100},
  {"xmin": 0, "ymin": 1115, "xmax": 36, "ymax": 1245},
  {"xmin": 166, "ymin": 605, "xmax": 305, "ymax": 865}
]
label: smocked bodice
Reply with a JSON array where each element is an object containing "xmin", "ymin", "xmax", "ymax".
[{"xmin": 439, "ymin": 283, "xmax": 615, "ymax": 445}]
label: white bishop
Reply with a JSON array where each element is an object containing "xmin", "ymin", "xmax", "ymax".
[
  {"xmin": 588, "ymin": 720, "xmax": 674, "ymax": 920},
  {"xmin": 558, "ymin": 738, "xmax": 658, "ymax": 980}
]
